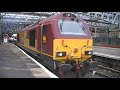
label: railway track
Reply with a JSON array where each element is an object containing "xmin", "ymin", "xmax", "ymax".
[
  {"xmin": 90, "ymin": 55, "xmax": 120, "ymax": 78},
  {"xmin": 92, "ymin": 55, "xmax": 120, "ymax": 70},
  {"xmin": 90, "ymin": 65, "xmax": 120, "ymax": 78}
]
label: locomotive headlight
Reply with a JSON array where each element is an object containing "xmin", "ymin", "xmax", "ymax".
[
  {"xmin": 88, "ymin": 51, "xmax": 92, "ymax": 55},
  {"xmin": 56, "ymin": 52, "xmax": 66, "ymax": 57},
  {"xmin": 85, "ymin": 51, "xmax": 93, "ymax": 55},
  {"xmin": 58, "ymin": 52, "xmax": 63, "ymax": 56},
  {"xmin": 67, "ymin": 13, "xmax": 71, "ymax": 17}
]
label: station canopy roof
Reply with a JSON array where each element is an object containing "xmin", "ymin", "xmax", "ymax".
[{"xmin": 0, "ymin": 12, "xmax": 120, "ymax": 34}]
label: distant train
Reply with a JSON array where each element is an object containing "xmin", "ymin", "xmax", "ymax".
[
  {"xmin": 16, "ymin": 12, "xmax": 93, "ymax": 77},
  {"xmin": 8, "ymin": 34, "xmax": 17, "ymax": 43}
]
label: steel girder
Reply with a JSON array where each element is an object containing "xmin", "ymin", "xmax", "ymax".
[{"xmin": 1, "ymin": 12, "xmax": 120, "ymax": 34}]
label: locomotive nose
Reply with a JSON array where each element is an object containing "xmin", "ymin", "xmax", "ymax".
[{"xmin": 58, "ymin": 64, "xmax": 73, "ymax": 72}]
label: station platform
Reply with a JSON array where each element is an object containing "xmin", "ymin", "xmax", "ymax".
[
  {"xmin": 93, "ymin": 46, "xmax": 120, "ymax": 60},
  {"xmin": 0, "ymin": 43, "xmax": 58, "ymax": 78}
]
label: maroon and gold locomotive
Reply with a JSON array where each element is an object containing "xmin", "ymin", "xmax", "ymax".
[{"xmin": 16, "ymin": 12, "xmax": 94, "ymax": 77}]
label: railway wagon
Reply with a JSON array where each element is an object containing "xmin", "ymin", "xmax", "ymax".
[{"xmin": 16, "ymin": 12, "xmax": 93, "ymax": 77}]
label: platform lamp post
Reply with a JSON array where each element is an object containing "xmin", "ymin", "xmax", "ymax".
[
  {"xmin": 119, "ymin": 12, "xmax": 120, "ymax": 30},
  {"xmin": 94, "ymin": 26, "xmax": 97, "ymax": 38},
  {"xmin": 118, "ymin": 12, "xmax": 120, "ymax": 45},
  {"xmin": 0, "ymin": 13, "xmax": 2, "ymax": 44},
  {"xmin": 94, "ymin": 22, "xmax": 97, "ymax": 41},
  {"xmin": 108, "ymin": 28, "xmax": 110, "ymax": 45}
]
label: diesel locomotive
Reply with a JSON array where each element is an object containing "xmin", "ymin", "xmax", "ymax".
[{"xmin": 16, "ymin": 12, "xmax": 94, "ymax": 77}]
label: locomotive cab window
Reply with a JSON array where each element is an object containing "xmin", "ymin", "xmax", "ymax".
[
  {"xmin": 29, "ymin": 30, "xmax": 35, "ymax": 47},
  {"xmin": 58, "ymin": 19, "xmax": 87, "ymax": 36},
  {"xmin": 42, "ymin": 25, "xmax": 47, "ymax": 35}
]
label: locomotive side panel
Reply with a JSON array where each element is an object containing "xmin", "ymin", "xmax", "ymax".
[
  {"xmin": 26, "ymin": 28, "xmax": 38, "ymax": 51},
  {"xmin": 38, "ymin": 22, "xmax": 54, "ymax": 56},
  {"xmin": 25, "ymin": 30, "xmax": 30, "ymax": 47},
  {"xmin": 18, "ymin": 31, "xmax": 24, "ymax": 45},
  {"xmin": 17, "ymin": 28, "xmax": 38, "ymax": 53},
  {"xmin": 37, "ymin": 26, "xmax": 41, "ymax": 51},
  {"xmin": 23, "ymin": 31, "xmax": 28, "ymax": 47}
]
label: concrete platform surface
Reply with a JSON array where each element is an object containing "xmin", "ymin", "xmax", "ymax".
[
  {"xmin": 93, "ymin": 46, "xmax": 120, "ymax": 60},
  {"xmin": 0, "ymin": 43, "xmax": 53, "ymax": 78}
]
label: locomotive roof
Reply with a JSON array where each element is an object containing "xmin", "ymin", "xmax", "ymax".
[{"xmin": 19, "ymin": 12, "xmax": 81, "ymax": 32}]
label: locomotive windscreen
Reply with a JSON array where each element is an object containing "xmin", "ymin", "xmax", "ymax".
[{"xmin": 58, "ymin": 19, "xmax": 87, "ymax": 36}]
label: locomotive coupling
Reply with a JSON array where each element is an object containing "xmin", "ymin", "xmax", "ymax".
[{"xmin": 58, "ymin": 64, "xmax": 73, "ymax": 72}]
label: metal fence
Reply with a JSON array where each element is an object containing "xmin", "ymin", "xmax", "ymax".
[{"xmin": 92, "ymin": 30, "xmax": 120, "ymax": 45}]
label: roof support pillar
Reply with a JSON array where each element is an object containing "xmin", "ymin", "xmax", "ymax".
[
  {"xmin": 0, "ymin": 13, "xmax": 2, "ymax": 44},
  {"xmin": 119, "ymin": 12, "xmax": 120, "ymax": 29}
]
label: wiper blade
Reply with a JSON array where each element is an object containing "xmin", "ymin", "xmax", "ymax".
[
  {"xmin": 60, "ymin": 23, "xmax": 62, "ymax": 32},
  {"xmin": 59, "ymin": 20, "xmax": 64, "ymax": 32}
]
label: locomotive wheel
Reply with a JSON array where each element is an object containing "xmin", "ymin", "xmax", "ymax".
[{"xmin": 58, "ymin": 69, "xmax": 64, "ymax": 78}]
